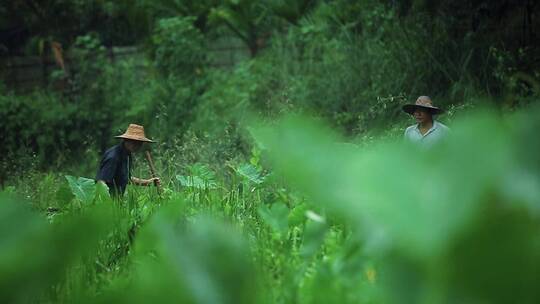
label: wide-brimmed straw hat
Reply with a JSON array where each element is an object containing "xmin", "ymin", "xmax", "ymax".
[
  {"xmin": 402, "ymin": 97, "xmax": 444, "ymax": 115},
  {"xmin": 115, "ymin": 124, "xmax": 154, "ymax": 143}
]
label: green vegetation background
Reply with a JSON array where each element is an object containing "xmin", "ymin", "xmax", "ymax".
[{"xmin": 1, "ymin": 1, "xmax": 539, "ymax": 303}]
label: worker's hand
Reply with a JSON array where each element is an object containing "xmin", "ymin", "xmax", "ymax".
[{"xmin": 148, "ymin": 177, "xmax": 161, "ymax": 187}]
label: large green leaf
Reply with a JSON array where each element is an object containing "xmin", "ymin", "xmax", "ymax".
[
  {"xmin": 252, "ymin": 111, "xmax": 540, "ymax": 303},
  {"xmin": 177, "ymin": 163, "xmax": 218, "ymax": 190},
  {"xmin": 94, "ymin": 181, "xmax": 112, "ymax": 204},
  {"xmin": 0, "ymin": 193, "xmax": 115, "ymax": 303},
  {"xmin": 233, "ymin": 163, "xmax": 265, "ymax": 184},
  {"xmin": 257, "ymin": 202, "xmax": 289, "ymax": 235},
  {"xmin": 65, "ymin": 175, "xmax": 96, "ymax": 205},
  {"xmin": 177, "ymin": 175, "xmax": 217, "ymax": 190},
  {"xmin": 253, "ymin": 115, "xmax": 503, "ymax": 258}
]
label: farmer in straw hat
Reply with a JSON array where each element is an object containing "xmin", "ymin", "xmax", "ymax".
[
  {"xmin": 403, "ymin": 96, "xmax": 450, "ymax": 147},
  {"xmin": 96, "ymin": 124, "xmax": 160, "ymax": 197}
]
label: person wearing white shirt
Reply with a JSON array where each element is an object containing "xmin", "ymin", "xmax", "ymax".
[{"xmin": 403, "ymin": 96, "xmax": 450, "ymax": 147}]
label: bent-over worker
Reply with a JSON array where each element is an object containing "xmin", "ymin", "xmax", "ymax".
[{"xmin": 96, "ymin": 124, "xmax": 160, "ymax": 197}]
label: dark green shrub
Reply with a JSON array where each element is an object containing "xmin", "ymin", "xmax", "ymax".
[{"xmin": 149, "ymin": 16, "xmax": 207, "ymax": 79}]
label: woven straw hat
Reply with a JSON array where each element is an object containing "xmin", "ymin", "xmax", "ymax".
[
  {"xmin": 402, "ymin": 96, "xmax": 444, "ymax": 115},
  {"xmin": 115, "ymin": 124, "xmax": 154, "ymax": 143}
]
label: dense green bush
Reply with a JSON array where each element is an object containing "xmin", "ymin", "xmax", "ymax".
[
  {"xmin": 0, "ymin": 89, "xmax": 78, "ymax": 167},
  {"xmin": 0, "ymin": 35, "xmax": 153, "ymax": 176},
  {"xmin": 193, "ymin": 1, "xmax": 500, "ymax": 140},
  {"xmin": 149, "ymin": 16, "xmax": 208, "ymax": 79},
  {"xmin": 183, "ymin": 0, "xmax": 538, "ymax": 172},
  {"xmin": 2, "ymin": 0, "xmax": 539, "ymax": 179}
]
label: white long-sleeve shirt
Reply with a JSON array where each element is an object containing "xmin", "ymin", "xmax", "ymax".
[{"xmin": 404, "ymin": 121, "xmax": 450, "ymax": 147}]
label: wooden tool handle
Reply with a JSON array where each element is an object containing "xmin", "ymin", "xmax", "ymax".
[{"xmin": 145, "ymin": 151, "xmax": 161, "ymax": 194}]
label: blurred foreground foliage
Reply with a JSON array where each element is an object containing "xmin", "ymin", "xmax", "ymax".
[
  {"xmin": 253, "ymin": 106, "xmax": 540, "ymax": 303},
  {"xmin": 1, "ymin": 106, "xmax": 540, "ymax": 303}
]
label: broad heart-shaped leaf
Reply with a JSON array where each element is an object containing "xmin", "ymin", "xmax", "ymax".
[
  {"xmin": 65, "ymin": 176, "xmax": 96, "ymax": 205},
  {"xmin": 234, "ymin": 163, "xmax": 265, "ymax": 184},
  {"xmin": 257, "ymin": 203, "xmax": 289, "ymax": 235},
  {"xmin": 188, "ymin": 163, "xmax": 216, "ymax": 181},
  {"xmin": 94, "ymin": 181, "xmax": 112, "ymax": 204},
  {"xmin": 177, "ymin": 175, "xmax": 217, "ymax": 190}
]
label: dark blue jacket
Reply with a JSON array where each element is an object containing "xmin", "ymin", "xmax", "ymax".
[{"xmin": 95, "ymin": 144, "xmax": 132, "ymax": 196}]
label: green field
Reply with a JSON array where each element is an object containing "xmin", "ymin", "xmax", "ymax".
[
  {"xmin": 1, "ymin": 1, "xmax": 540, "ymax": 303},
  {"xmin": 3, "ymin": 109, "xmax": 540, "ymax": 303}
]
